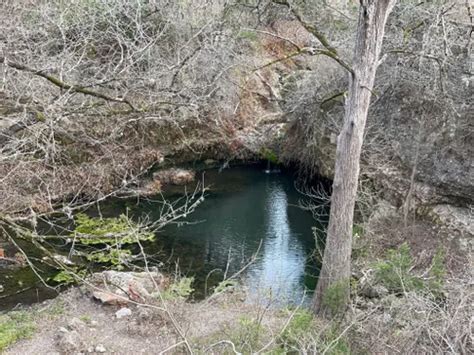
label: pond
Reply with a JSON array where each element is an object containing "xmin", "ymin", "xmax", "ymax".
[{"xmin": 0, "ymin": 165, "xmax": 328, "ymax": 308}]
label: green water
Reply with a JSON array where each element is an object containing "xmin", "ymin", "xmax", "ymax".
[
  {"xmin": 130, "ymin": 165, "xmax": 326, "ymax": 304},
  {"xmin": 0, "ymin": 165, "xmax": 327, "ymax": 308}
]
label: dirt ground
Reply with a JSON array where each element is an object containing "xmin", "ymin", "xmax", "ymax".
[{"xmin": 6, "ymin": 287, "xmax": 286, "ymax": 354}]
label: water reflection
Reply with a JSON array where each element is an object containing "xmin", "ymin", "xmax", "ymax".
[
  {"xmin": 145, "ymin": 167, "xmax": 325, "ymax": 304},
  {"xmin": 73, "ymin": 166, "xmax": 326, "ymax": 303},
  {"xmin": 247, "ymin": 180, "xmax": 308, "ymax": 304},
  {"xmin": 0, "ymin": 165, "xmax": 326, "ymax": 309}
]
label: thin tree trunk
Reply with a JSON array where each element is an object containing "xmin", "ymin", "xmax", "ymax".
[{"xmin": 313, "ymin": 0, "xmax": 396, "ymax": 317}]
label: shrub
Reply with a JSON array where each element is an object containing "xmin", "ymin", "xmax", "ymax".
[
  {"xmin": 278, "ymin": 309, "xmax": 313, "ymax": 351},
  {"xmin": 213, "ymin": 279, "xmax": 238, "ymax": 295},
  {"xmin": 231, "ymin": 316, "xmax": 264, "ymax": 353},
  {"xmin": 161, "ymin": 277, "xmax": 194, "ymax": 300},
  {"xmin": 322, "ymin": 279, "xmax": 350, "ymax": 315},
  {"xmin": 375, "ymin": 243, "xmax": 423, "ymax": 293},
  {"xmin": 427, "ymin": 248, "xmax": 446, "ymax": 297},
  {"xmin": 375, "ymin": 243, "xmax": 446, "ymax": 296}
]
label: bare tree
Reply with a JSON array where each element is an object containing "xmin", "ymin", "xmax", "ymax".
[{"xmin": 312, "ymin": 0, "xmax": 397, "ymax": 316}]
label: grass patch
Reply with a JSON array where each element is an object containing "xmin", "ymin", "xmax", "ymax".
[
  {"xmin": 0, "ymin": 311, "xmax": 35, "ymax": 351},
  {"xmin": 278, "ymin": 308, "xmax": 313, "ymax": 352},
  {"xmin": 229, "ymin": 316, "xmax": 265, "ymax": 353}
]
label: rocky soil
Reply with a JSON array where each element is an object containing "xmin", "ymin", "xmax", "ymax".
[{"xmin": 6, "ymin": 279, "xmax": 286, "ymax": 354}]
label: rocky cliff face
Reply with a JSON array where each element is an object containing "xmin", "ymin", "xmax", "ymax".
[
  {"xmin": 255, "ymin": 5, "xmax": 474, "ymax": 211},
  {"xmin": 280, "ymin": 68, "xmax": 473, "ymax": 208}
]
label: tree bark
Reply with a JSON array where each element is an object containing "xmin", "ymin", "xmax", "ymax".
[{"xmin": 312, "ymin": 0, "xmax": 397, "ymax": 317}]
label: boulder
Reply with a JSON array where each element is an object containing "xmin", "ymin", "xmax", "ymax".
[
  {"xmin": 152, "ymin": 168, "xmax": 195, "ymax": 186},
  {"xmin": 89, "ymin": 269, "xmax": 166, "ymax": 305}
]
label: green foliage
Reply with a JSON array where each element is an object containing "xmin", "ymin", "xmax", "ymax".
[
  {"xmin": 322, "ymin": 279, "xmax": 349, "ymax": 316},
  {"xmin": 322, "ymin": 325, "xmax": 351, "ymax": 355},
  {"xmin": 213, "ymin": 279, "xmax": 238, "ymax": 295},
  {"xmin": 260, "ymin": 147, "xmax": 279, "ymax": 164},
  {"xmin": 375, "ymin": 243, "xmax": 423, "ymax": 293},
  {"xmin": 276, "ymin": 309, "xmax": 351, "ymax": 354},
  {"xmin": 79, "ymin": 315, "xmax": 91, "ymax": 323},
  {"xmin": 375, "ymin": 243, "xmax": 445, "ymax": 296},
  {"xmin": 50, "ymin": 268, "xmax": 87, "ymax": 285},
  {"xmin": 51, "ymin": 270, "xmax": 76, "ymax": 285},
  {"xmin": 278, "ymin": 309, "xmax": 313, "ymax": 351},
  {"xmin": 70, "ymin": 214, "xmax": 154, "ymax": 271},
  {"xmin": 73, "ymin": 213, "xmax": 154, "ymax": 245},
  {"xmin": 0, "ymin": 312, "xmax": 35, "ymax": 351},
  {"xmin": 162, "ymin": 277, "xmax": 194, "ymax": 300},
  {"xmin": 200, "ymin": 315, "xmax": 265, "ymax": 353},
  {"xmin": 352, "ymin": 224, "xmax": 364, "ymax": 237},
  {"xmin": 86, "ymin": 248, "xmax": 132, "ymax": 268},
  {"xmin": 428, "ymin": 248, "xmax": 446, "ymax": 297},
  {"xmin": 231, "ymin": 316, "xmax": 264, "ymax": 353}
]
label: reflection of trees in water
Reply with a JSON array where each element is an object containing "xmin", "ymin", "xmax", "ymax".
[{"xmin": 141, "ymin": 168, "xmax": 325, "ymax": 302}]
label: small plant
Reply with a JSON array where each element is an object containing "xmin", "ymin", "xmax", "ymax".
[
  {"xmin": 322, "ymin": 324, "xmax": 351, "ymax": 355},
  {"xmin": 0, "ymin": 312, "xmax": 35, "ymax": 351},
  {"xmin": 86, "ymin": 248, "xmax": 132, "ymax": 268},
  {"xmin": 375, "ymin": 243, "xmax": 446, "ymax": 297},
  {"xmin": 278, "ymin": 309, "xmax": 313, "ymax": 351},
  {"xmin": 79, "ymin": 315, "xmax": 92, "ymax": 323},
  {"xmin": 231, "ymin": 316, "xmax": 264, "ymax": 353},
  {"xmin": 277, "ymin": 309, "xmax": 351, "ymax": 354},
  {"xmin": 260, "ymin": 147, "xmax": 279, "ymax": 164},
  {"xmin": 375, "ymin": 243, "xmax": 446, "ymax": 296},
  {"xmin": 213, "ymin": 279, "xmax": 238, "ymax": 295},
  {"xmin": 161, "ymin": 277, "xmax": 194, "ymax": 300},
  {"xmin": 352, "ymin": 224, "xmax": 364, "ymax": 237},
  {"xmin": 375, "ymin": 243, "xmax": 423, "ymax": 293},
  {"xmin": 428, "ymin": 248, "xmax": 446, "ymax": 297},
  {"xmin": 322, "ymin": 279, "xmax": 349, "ymax": 315},
  {"xmin": 50, "ymin": 268, "xmax": 87, "ymax": 285},
  {"xmin": 67, "ymin": 214, "xmax": 156, "ymax": 271}
]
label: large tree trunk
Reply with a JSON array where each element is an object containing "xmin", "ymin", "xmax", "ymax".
[{"xmin": 312, "ymin": 0, "xmax": 396, "ymax": 317}]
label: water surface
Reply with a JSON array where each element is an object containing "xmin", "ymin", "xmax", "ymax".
[
  {"xmin": 131, "ymin": 166, "xmax": 326, "ymax": 304},
  {"xmin": 0, "ymin": 165, "xmax": 327, "ymax": 308}
]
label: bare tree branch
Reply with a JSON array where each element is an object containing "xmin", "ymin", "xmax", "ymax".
[{"xmin": 1, "ymin": 56, "xmax": 137, "ymax": 111}]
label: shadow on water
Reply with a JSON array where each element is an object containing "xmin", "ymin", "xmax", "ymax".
[{"xmin": 0, "ymin": 164, "xmax": 329, "ymax": 308}]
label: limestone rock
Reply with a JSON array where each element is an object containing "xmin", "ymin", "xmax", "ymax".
[
  {"xmin": 116, "ymin": 307, "xmax": 132, "ymax": 319},
  {"xmin": 152, "ymin": 168, "xmax": 195, "ymax": 186},
  {"xmin": 89, "ymin": 269, "xmax": 166, "ymax": 305},
  {"xmin": 95, "ymin": 344, "xmax": 107, "ymax": 353}
]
